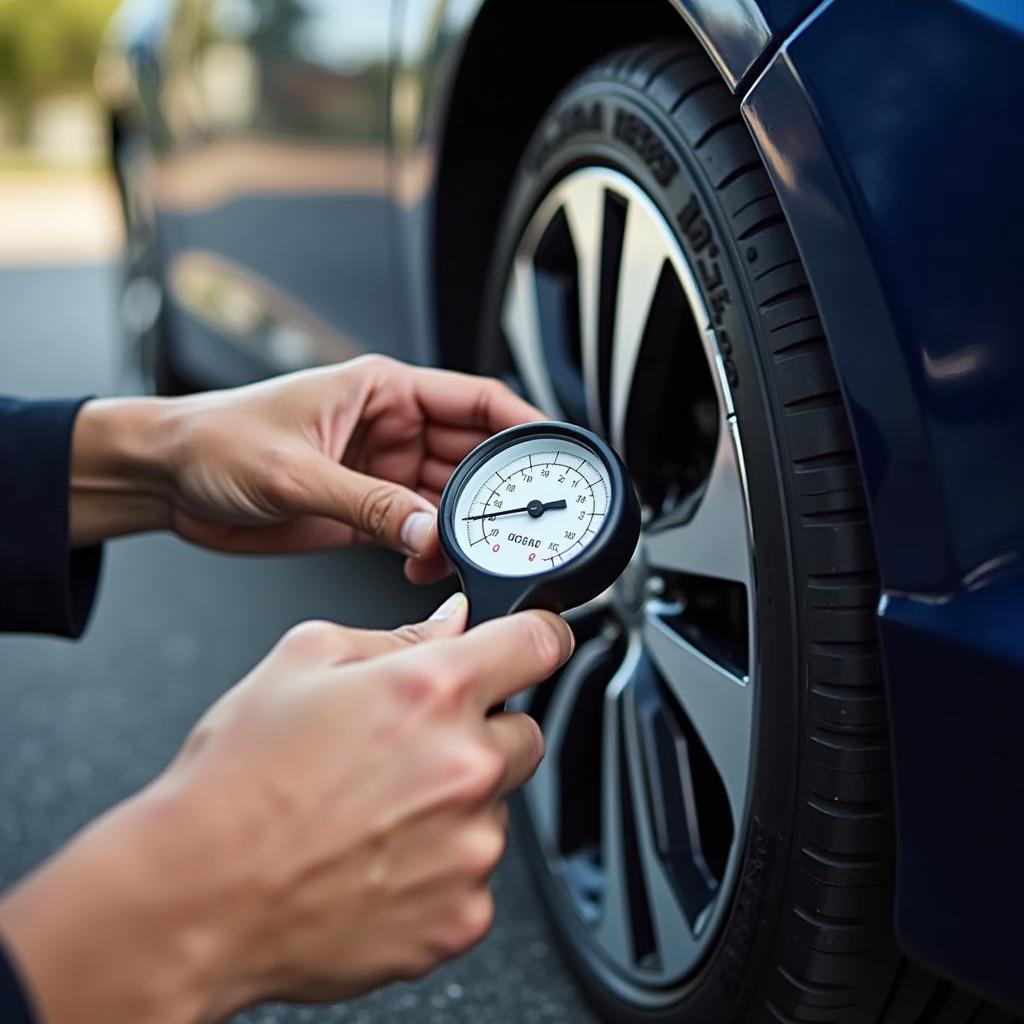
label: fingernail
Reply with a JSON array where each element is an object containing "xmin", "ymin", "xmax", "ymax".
[
  {"xmin": 559, "ymin": 620, "xmax": 576, "ymax": 663},
  {"xmin": 429, "ymin": 592, "xmax": 467, "ymax": 620},
  {"xmin": 537, "ymin": 614, "xmax": 575, "ymax": 666},
  {"xmin": 401, "ymin": 510, "xmax": 435, "ymax": 555}
]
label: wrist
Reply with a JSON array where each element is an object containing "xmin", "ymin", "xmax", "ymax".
[
  {"xmin": 0, "ymin": 782, "xmax": 250, "ymax": 1024},
  {"xmin": 69, "ymin": 398, "xmax": 183, "ymax": 546}
]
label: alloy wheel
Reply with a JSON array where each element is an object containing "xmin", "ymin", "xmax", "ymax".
[{"xmin": 500, "ymin": 167, "xmax": 756, "ymax": 1000}]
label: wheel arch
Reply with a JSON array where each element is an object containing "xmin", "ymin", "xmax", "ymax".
[{"xmin": 431, "ymin": 0, "xmax": 697, "ymax": 372}]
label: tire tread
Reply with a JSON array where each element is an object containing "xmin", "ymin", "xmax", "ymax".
[{"xmin": 587, "ymin": 40, "xmax": 996, "ymax": 1024}]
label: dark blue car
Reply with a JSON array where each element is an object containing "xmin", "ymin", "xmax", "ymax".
[{"xmin": 99, "ymin": 1, "xmax": 1024, "ymax": 1020}]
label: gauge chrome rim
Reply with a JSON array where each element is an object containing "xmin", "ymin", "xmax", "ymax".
[{"xmin": 501, "ymin": 167, "xmax": 756, "ymax": 1002}]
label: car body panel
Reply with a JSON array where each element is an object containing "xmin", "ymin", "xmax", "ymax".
[
  {"xmin": 667, "ymin": 0, "xmax": 818, "ymax": 87},
  {"xmin": 742, "ymin": 0, "xmax": 1024, "ymax": 1008}
]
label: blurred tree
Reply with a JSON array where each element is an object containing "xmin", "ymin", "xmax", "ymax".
[{"xmin": 0, "ymin": 0, "xmax": 119, "ymax": 140}]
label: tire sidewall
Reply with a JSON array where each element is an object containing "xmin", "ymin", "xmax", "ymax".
[{"xmin": 483, "ymin": 80, "xmax": 803, "ymax": 1022}]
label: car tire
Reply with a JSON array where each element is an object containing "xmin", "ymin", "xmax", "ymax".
[{"xmin": 478, "ymin": 41, "xmax": 1010, "ymax": 1024}]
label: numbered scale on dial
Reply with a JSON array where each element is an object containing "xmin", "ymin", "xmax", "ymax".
[{"xmin": 439, "ymin": 422, "xmax": 641, "ymax": 627}]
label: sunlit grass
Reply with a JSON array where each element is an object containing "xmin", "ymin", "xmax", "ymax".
[{"xmin": 0, "ymin": 150, "xmax": 109, "ymax": 176}]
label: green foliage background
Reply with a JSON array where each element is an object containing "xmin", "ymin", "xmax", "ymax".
[{"xmin": 0, "ymin": 0, "xmax": 119, "ymax": 134}]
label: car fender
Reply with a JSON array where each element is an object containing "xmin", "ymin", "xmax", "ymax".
[
  {"xmin": 743, "ymin": 0, "xmax": 1024, "ymax": 1010},
  {"xmin": 666, "ymin": 0, "xmax": 822, "ymax": 87}
]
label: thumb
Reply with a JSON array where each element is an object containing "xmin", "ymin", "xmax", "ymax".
[
  {"xmin": 390, "ymin": 591, "xmax": 469, "ymax": 645},
  {"xmin": 342, "ymin": 591, "xmax": 470, "ymax": 661},
  {"xmin": 345, "ymin": 591, "xmax": 469, "ymax": 662},
  {"xmin": 296, "ymin": 456, "xmax": 437, "ymax": 556},
  {"xmin": 278, "ymin": 593, "xmax": 469, "ymax": 669}
]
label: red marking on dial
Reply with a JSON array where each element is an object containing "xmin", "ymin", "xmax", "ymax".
[
  {"xmin": 528, "ymin": 552, "xmax": 536, "ymax": 561},
  {"xmin": 492, "ymin": 544, "xmax": 500, "ymax": 553}
]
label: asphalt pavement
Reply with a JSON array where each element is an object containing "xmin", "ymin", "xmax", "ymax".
[{"xmin": 0, "ymin": 263, "xmax": 598, "ymax": 1024}]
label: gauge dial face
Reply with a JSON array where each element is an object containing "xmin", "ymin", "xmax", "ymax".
[{"xmin": 452, "ymin": 436, "xmax": 612, "ymax": 578}]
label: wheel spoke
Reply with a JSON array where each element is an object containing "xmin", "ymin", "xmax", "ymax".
[
  {"xmin": 609, "ymin": 198, "xmax": 670, "ymax": 453},
  {"xmin": 642, "ymin": 612, "xmax": 751, "ymax": 825},
  {"xmin": 560, "ymin": 176, "xmax": 606, "ymax": 433},
  {"xmin": 595, "ymin": 636, "xmax": 643, "ymax": 965},
  {"xmin": 502, "ymin": 257, "xmax": 564, "ymax": 417},
  {"xmin": 621, "ymin": 678, "xmax": 702, "ymax": 975},
  {"xmin": 645, "ymin": 420, "xmax": 752, "ymax": 586},
  {"xmin": 596, "ymin": 637, "xmax": 701, "ymax": 976},
  {"xmin": 524, "ymin": 634, "xmax": 616, "ymax": 847}
]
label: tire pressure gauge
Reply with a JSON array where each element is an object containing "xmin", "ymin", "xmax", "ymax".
[{"xmin": 439, "ymin": 422, "xmax": 641, "ymax": 627}]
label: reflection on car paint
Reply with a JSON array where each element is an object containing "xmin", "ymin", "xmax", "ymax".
[{"xmin": 169, "ymin": 249, "xmax": 359, "ymax": 370}]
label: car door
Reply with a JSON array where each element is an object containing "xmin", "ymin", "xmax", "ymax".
[{"xmin": 153, "ymin": 0, "xmax": 400, "ymax": 377}]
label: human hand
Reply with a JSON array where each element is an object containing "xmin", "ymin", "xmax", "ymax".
[
  {"xmin": 70, "ymin": 356, "xmax": 543, "ymax": 581},
  {"xmin": 0, "ymin": 596, "xmax": 574, "ymax": 1023}
]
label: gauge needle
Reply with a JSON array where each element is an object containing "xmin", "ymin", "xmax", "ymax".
[{"xmin": 462, "ymin": 498, "xmax": 568, "ymax": 522}]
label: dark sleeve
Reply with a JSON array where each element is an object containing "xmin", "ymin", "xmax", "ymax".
[
  {"xmin": 0, "ymin": 397, "xmax": 102, "ymax": 637},
  {"xmin": 0, "ymin": 939, "xmax": 35, "ymax": 1024}
]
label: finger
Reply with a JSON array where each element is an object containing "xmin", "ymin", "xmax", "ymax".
[
  {"xmin": 416, "ymin": 488, "xmax": 443, "ymax": 509},
  {"xmin": 486, "ymin": 712, "xmax": 544, "ymax": 796},
  {"xmin": 410, "ymin": 514, "xmax": 441, "ymax": 562},
  {"xmin": 420, "ymin": 455, "xmax": 456, "ymax": 494},
  {"xmin": 370, "ymin": 592, "xmax": 467, "ymax": 653},
  {"xmin": 401, "ymin": 515, "xmax": 442, "ymax": 582},
  {"xmin": 175, "ymin": 514, "xmax": 360, "ymax": 554},
  {"xmin": 391, "ymin": 591, "xmax": 468, "ymax": 644},
  {"xmin": 290, "ymin": 454, "xmax": 437, "ymax": 557},
  {"xmin": 414, "ymin": 610, "xmax": 575, "ymax": 709},
  {"xmin": 424, "ymin": 425, "xmax": 489, "ymax": 464},
  {"xmin": 404, "ymin": 552, "xmax": 451, "ymax": 585},
  {"xmin": 411, "ymin": 368, "xmax": 546, "ymax": 433},
  {"xmin": 280, "ymin": 594, "xmax": 469, "ymax": 667},
  {"xmin": 492, "ymin": 799, "xmax": 510, "ymax": 832}
]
